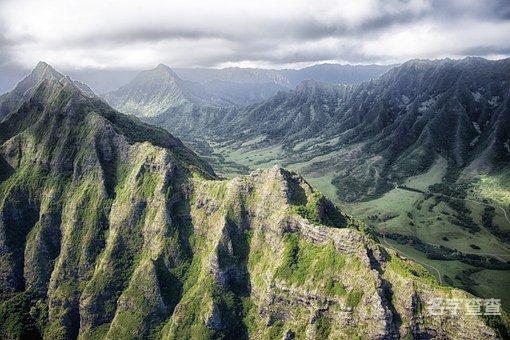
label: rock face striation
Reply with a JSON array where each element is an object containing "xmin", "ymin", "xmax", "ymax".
[{"xmin": 0, "ymin": 64, "xmax": 503, "ymax": 339}]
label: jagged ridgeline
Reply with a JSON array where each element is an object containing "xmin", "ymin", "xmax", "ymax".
[{"xmin": 0, "ymin": 63, "xmax": 506, "ymax": 339}]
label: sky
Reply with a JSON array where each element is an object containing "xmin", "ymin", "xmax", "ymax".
[
  {"xmin": 0, "ymin": 0, "xmax": 509, "ymax": 93},
  {"xmin": 1, "ymin": 0, "xmax": 509, "ymax": 70}
]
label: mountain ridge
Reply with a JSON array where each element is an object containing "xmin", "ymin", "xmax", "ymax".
[
  {"xmin": 174, "ymin": 63, "xmax": 394, "ymax": 87},
  {"xmin": 0, "ymin": 61, "xmax": 98, "ymax": 119},
  {"xmin": 207, "ymin": 57, "xmax": 510, "ymax": 201},
  {"xmin": 0, "ymin": 63, "xmax": 504, "ymax": 339}
]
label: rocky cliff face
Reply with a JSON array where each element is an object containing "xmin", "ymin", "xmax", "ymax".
[{"xmin": 0, "ymin": 65, "xmax": 503, "ymax": 339}]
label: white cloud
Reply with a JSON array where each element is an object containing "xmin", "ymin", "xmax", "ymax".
[
  {"xmin": 0, "ymin": 0, "xmax": 508, "ymax": 70},
  {"xmin": 362, "ymin": 20, "xmax": 510, "ymax": 62}
]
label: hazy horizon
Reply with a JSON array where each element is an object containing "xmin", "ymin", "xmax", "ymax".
[
  {"xmin": 1, "ymin": 55, "xmax": 509, "ymax": 95},
  {"xmin": 1, "ymin": 0, "xmax": 509, "ymax": 92}
]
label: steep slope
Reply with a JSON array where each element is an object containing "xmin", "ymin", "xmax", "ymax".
[
  {"xmin": 217, "ymin": 80, "xmax": 352, "ymax": 143},
  {"xmin": 0, "ymin": 64, "xmax": 504, "ymax": 339},
  {"xmin": 0, "ymin": 62, "xmax": 94, "ymax": 120},
  {"xmin": 333, "ymin": 57, "xmax": 510, "ymax": 199},
  {"xmin": 213, "ymin": 57, "xmax": 510, "ymax": 201},
  {"xmin": 103, "ymin": 64, "xmax": 232, "ymax": 117}
]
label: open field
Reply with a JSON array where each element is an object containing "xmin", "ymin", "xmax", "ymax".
[
  {"xmin": 474, "ymin": 168, "xmax": 510, "ymax": 207},
  {"xmin": 382, "ymin": 238, "xmax": 510, "ymax": 311},
  {"xmin": 346, "ymin": 159, "xmax": 510, "ymax": 311}
]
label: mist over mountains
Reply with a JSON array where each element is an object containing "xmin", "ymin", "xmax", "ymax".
[
  {"xmin": 0, "ymin": 63, "xmax": 393, "ymax": 96},
  {"xmin": 174, "ymin": 63, "xmax": 393, "ymax": 88}
]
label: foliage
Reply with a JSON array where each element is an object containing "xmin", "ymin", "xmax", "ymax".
[
  {"xmin": 382, "ymin": 232, "xmax": 510, "ymax": 270},
  {"xmin": 387, "ymin": 253, "xmax": 438, "ymax": 285},
  {"xmin": 315, "ymin": 315, "xmax": 332, "ymax": 338},
  {"xmin": 292, "ymin": 191, "xmax": 346, "ymax": 227},
  {"xmin": 0, "ymin": 292, "xmax": 46, "ymax": 339},
  {"xmin": 275, "ymin": 233, "xmax": 354, "ymax": 299}
]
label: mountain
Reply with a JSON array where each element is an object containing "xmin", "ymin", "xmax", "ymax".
[
  {"xmin": 0, "ymin": 63, "xmax": 504, "ymax": 339},
  {"xmin": 102, "ymin": 64, "xmax": 258, "ymax": 137},
  {"xmin": 0, "ymin": 63, "xmax": 392, "ymax": 98},
  {"xmin": 212, "ymin": 57, "xmax": 510, "ymax": 201},
  {"xmin": 103, "ymin": 64, "xmax": 233, "ymax": 117},
  {"xmin": 101, "ymin": 63, "xmax": 395, "ymax": 140},
  {"xmin": 0, "ymin": 62, "xmax": 95, "ymax": 120},
  {"xmin": 174, "ymin": 67, "xmax": 291, "ymax": 87},
  {"xmin": 200, "ymin": 79, "xmax": 287, "ymax": 105},
  {"xmin": 174, "ymin": 63, "xmax": 393, "ymax": 87},
  {"xmin": 280, "ymin": 63, "xmax": 396, "ymax": 87},
  {"xmin": 216, "ymin": 80, "xmax": 353, "ymax": 144},
  {"xmin": 188, "ymin": 58, "xmax": 510, "ymax": 314}
]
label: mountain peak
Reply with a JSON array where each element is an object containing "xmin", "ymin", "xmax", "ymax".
[
  {"xmin": 4, "ymin": 61, "xmax": 64, "ymax": 99},
  {"xmin": 0, "ymin": 63, "xmax": 96, "ymax": 119},
  {"xmin": 155, "ymin": 63, "xmax": 170, "ymax": 70},
  {"xmin": 34, "ymin": 60, "xmax": 51, "ymax": 70},
  {"xmin": 153, "ymin": 63, "xmax": 179, "ymax": 77},
  {"xmin": 124, "ymin": 63, "xmax": 182, "ymax": 86},
  {"xmin": 30, "ymin": 61, "xmax": 63, "ymax": 82}
]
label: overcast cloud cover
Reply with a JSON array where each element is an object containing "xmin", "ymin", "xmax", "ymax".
[{"xmin": 0, "ymin": 0, "xmax": 509, "ymax": 80}]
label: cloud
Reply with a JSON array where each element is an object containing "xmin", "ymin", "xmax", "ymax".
[{"xmin": 0, "ymin": 0, "xmax": 509, "ymax": 70}]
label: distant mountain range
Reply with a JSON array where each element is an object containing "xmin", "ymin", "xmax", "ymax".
[
  {"xmin": 0, "ymin": 62, "xmax": 392, "ymax": 96},
  {"xmin": 175, "ymin": 63, "xmax": 393, "ymax": 87},
  {"xmin": 1, "ymin": 62, "xmax": 500, "ymax": 339},
  {"xmin": 103, "ymin": 57, "xmax": 510, "ymax": 202},
  {"xmin": 214, "ymin": 57, "xmax": 510, "ymax": 200},
  {"xmin": 102, "ymin": 63, "xmax": 392, "ymax": 139}
]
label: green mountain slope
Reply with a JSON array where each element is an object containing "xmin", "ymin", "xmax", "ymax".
[
  {"xmin": 155, "ymin": 57, "xmax": 510, "ymax": 314},
  {"xmin": 102, "ymin": 64, "xmax": 238, "ymax": 137},
  {"xmin": 210, "ymin": 57, "xmax": 510, "ymax": 200},
  {"xmin": 92, "ymin": 59, "xmax": 510, "ymax": 313},
  {"xmin": 103, "ymin": 64, "xmax": 233, "ymax": 117},
  {"xmin": 0, "ymin": 64, "xmax": 506, "ymax": 339}
]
